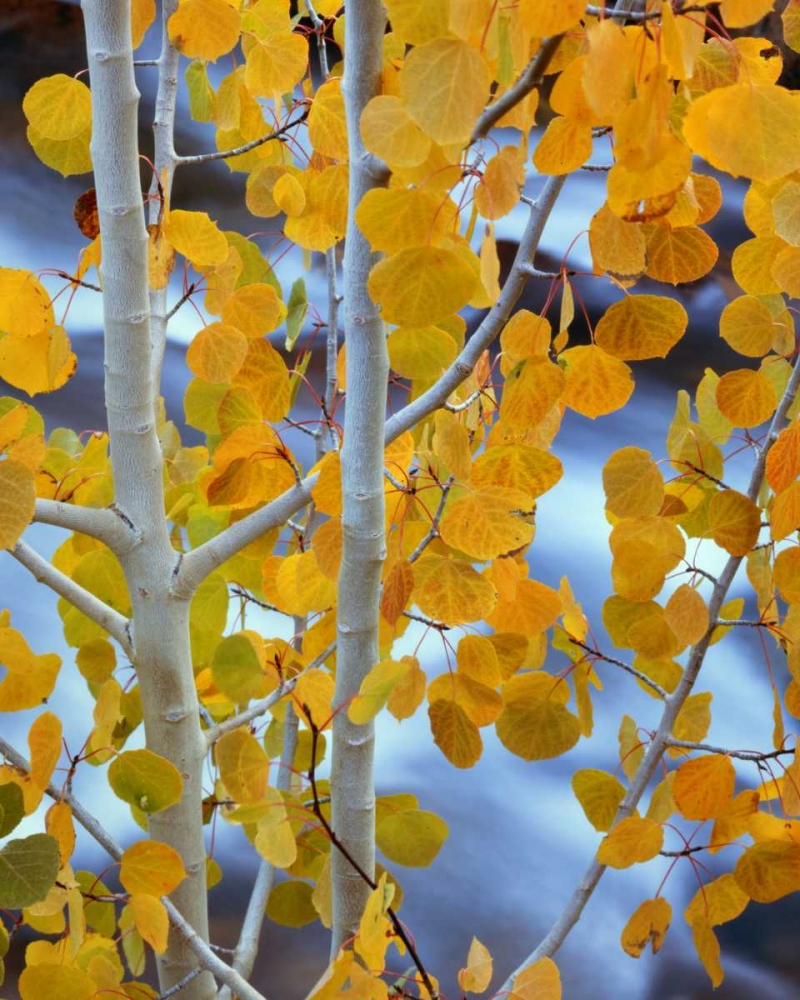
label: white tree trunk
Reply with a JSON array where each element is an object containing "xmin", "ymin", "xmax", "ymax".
[
  {"xmin": 81, "ymin": 4, "xmax": 213, "ymax": 997},
  {"xmin": 329, "ymin": 0, "xmax": 387, "ymax": 954}
]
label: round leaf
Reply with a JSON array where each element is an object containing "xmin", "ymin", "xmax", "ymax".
[
  {"xmin": 377, "ymin": 808, "xmax": 449, "ymax": 867},
  {"xmin": 108, "ymin": 749, "xmax": 184, "ymax": 814}
]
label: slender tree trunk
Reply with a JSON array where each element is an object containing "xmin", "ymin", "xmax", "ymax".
[
  {"xmin": 329, "ymin": 0, "xmax": 387, "ymax": 954},
  {"xmin": 81, "ymin": 4, "xmax": 213, "ymax": 997}
]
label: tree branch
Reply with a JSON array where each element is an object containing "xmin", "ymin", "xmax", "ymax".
[
  {"xmin": 470, "ymin": 35, "xmax": 563, "ymax": 144},
  {"xmin": 665, "ymin": 739, "xmax": 794, "ymax": 763},
  {"xmin": 9, "ymin": 541, "xmax": 132, "ymax": 656},
  {"xmin": 0, "ymin": 735, "xmax": 270, "ymax": 1000},
  {"xmin": 500, "ymin": 353, "xmax": 800, "ymax": 988},
  {"xmin": 175, "ymin": 113, "xmax": 308, "ymax": 167},
  {"xmin": 33, "ymin": 499, "xmax": 140, "ymax": 552},
  {"xmin": 569, "ymin": 638, "xmax": 668, "ymax": 700}
]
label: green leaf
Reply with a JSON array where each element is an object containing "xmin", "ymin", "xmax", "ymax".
[
  {"xmin": 376, "ymin": 808, "xmax": 449, "ymax": 867},
  {"xmin": 186, "ymin": 60, "xmax": 215, "ymax": 122},
  {"xmin": 267, "ymin": 879, "xmax": 318, "ymax": 927},
  {"xmin": 285, "ymin": 277, "xmax": 308, "ymax": 351},
  {"xmin": 0, "ymin": 833, "xmax": 60, "ymax": 909},
  {"xmin": 108, "ymin": 748, "xmax": 184, "ymax": 814},
  {"xmin": 0, "ymin": 783, "xmax": 24, "ymax": 837}
]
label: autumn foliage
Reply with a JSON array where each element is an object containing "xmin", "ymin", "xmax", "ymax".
[{"xmin": 2, "ymin": 1, "xmax": 800, "ymax": 998}]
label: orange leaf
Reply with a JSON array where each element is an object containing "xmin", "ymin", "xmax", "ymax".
[
  {"xmin": 429, "ymin": 698, "xmax": 482, "ymax": 768},
  {"xmin": 560, "ymin": 345, "xmax": 634, "ymax": 419},
  {"xmin": 603, "ymin": 446, "xmax": 664, "ymax": 518},
  {"xmin": 708, "ymin": 489, "xmax": 761, "ymax": 556},
  {"xmin": 596, "ymin": 816, "xmax": 663, "ymax": 868},
  {"xmin": 119, "ymin": 840, "xmax": 187, "ymax": 896},
  {"xmin": 674, "ymin": 754, "xmax": 735, "ymax": 820},
  {"xmin": 595, "ymin": 295, "xmax": 688, "ymax": 361},
  {"xmin": 620, "ymin": 897, "xmax": 672, "ymax": 957}
]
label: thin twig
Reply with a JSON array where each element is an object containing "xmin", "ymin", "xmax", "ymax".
[
  {"xmin": 665, "ymin": 738, "xmax": 794, "ymax": 762},
  {"xmin": 176, "ymin": 112, "xmax": 308, "ymax": 167},
  {"xmin": 156, "ymin": 969, "xmax": 203, "ymax": 999},
  {"xmin": 407, "ymin": 477, "xmax": 454, "ymax": 564},
  {"xmin": 569, "ymin": 638, "xmax": 668, "ymax": 700},
  {"xmin": 165, "ymin": 282, "xmax": 197, "ymax": 322},
  {"xmin": 306, "ymin": 721, "xmax": 439, "ymax": 999}
]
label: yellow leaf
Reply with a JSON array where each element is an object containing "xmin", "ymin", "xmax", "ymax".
[
  {"xmin": 0, "ymin": 269, "xmax": 54, "ymax": 339},
  {"xmin": 356, "ymin": 188, "xmax": 458, "ymax": 256},
  {"xmin": 388, "ymin": 325, "xmax": 459, "ymax": 381},
  {"xmin": 387, "ymin": 656, "xmax": 427, "ymax": 721},
  {"xmin": 496, "ymin": 681, "xmax": 580, "ymax": 762},
  {"xmin": 273, "ymin": 173, "xmax": 307, "ymax": 217},
  {"xmin": 519, "ymin": 0, "xmax": 585, "ymax": 34},
  {"xmin": 26, "ymin": 123, "xmax": 92, "ymax": 177},
  {"xmin": 429, "ymin": 698, "xmax": 483, "ymax": 768},
  {"xmin": 732, "ymin": 235, "xmax": 785, "ymax": 294},
  {"xmin": 644, "ymin": 224, "xmax": 719, "ymax": 285},
  {"xmin": 766, "ymin": 420, "xmax": 800, "ymax": 493},
  {"xmin": 596, "ymin": 816, "xmax": 663, "ymax": 868},
  {"xmin": 385, "ymin": 0, "xmax": 450, "ymax": 44},
  {"xmin": 620, "ymin": 897, "xmax": 671, "ymax": 957},
  {"xmin": 603, "ymin": 446, "xmax": 664, "ymax": 519},
  {"xmin": 458, "ymin": 937, "xmax": 493, "ymax": 994},
  {"xmin": 533, "ymin": 117, "xmax": 592, "ymax": 176},
  {"xmin": 119, "ymin": 840, "xmax": 186, "ymax": 896},
  {"xmin": 130, "ymin": 893, "xmax": 169, "ymax": 953},
  {"xmin": 19, "ymin": 965, "xmax": 95, "ymax": 1000},
  {"xmin": 28, "ymin": 711, "xmax": 62, "ymax": 804},
  {"xmin": 719, "ymin": 295, "xmax": 777, "ymax": 357},
  {"xmin": 168, "ymin": 0, "xmax": 241, "ymax": 62},
  {"xmin": 245, "ymin": 30, "xmax": 308, "ymax": 97},
  {"xmin": 284, "ymin": 165, "xmax": 348, "ymax": 252},
  {"xmin": 253, "ymin": 789, "xmax": 297, "ymax": 868},
  {"xmin": 428, "ymin": 674, "xmax": 503, "ymax": 728},
  {"xmin": 162, "ymin": 210, "xmax": 229, "ymax": 268},
  {"xmin": 721, "ymin": 0, "xmax": 776, "ymax": 28},
  {"xmin": 0, "ymin": 625, "xmax": 59, "ymax": 712},
  {"xmin": 664, "ymin": 584, "xmax": 709, "ymax": 649},
  {"xmin": 368, "ymin": 246, "xmax": 477, "ymax": 326},
  {"xmin": 348, "ymin": 659, "xmax": 409, "ymax": 725},
  {"xmin": 0, "ymin": 460, "xmax": 35, "ymax": 549},
  {"xmin": 771, "ymin": 481, "xmax": 800, "ymax": 541},
  {"xmin": 131, "ymin": 0, "xmax": 157, "ymax": 48},
  {"xmin": 674, "ymin": 754, "xmax": 735, "ymax": 821},
  {"xmin": 510, "ymin": 956, "xmax": 562, "ymax": 1000},
  {"xmin": 412, "ymin": 554, "xmax": 497, "ymax": 625},
  {"xmin": 148, "ymin": 224, "xmax": 175, "ymax": 291},
  {"xmin": 400, "ymin": 39, "xmax": 491, "ymax": 146},
  {"xmin": 216, "ymin": 728, "xmax": 269, "ymax": 804},
  {"xmin": 589, "ymin": 205, "xmax": 646, "ymax": 278},
  {"xmin": 360, "ymin": 96, "xmax": 431, "ymax": 169},
  {"xmin": 501, "ymin": 357, "xmax": 564, "ymax": 428},
  {"xmin": 376, "ymin": 808, "xmax": 448, "ymax": 867},
  {"xmin": 595, "ymin": 295, "xmax": 688, "ymax": 361},
  {"xmin": 294, "ymin": 668, "xmax": 335, "ymax": 731},
  {"xmin": 475, "ymin": 146, "xmax": 524, "ymax": 221},
  {"xmin": 267, "ymin": 879, "xmax": 318, "ymax": 928},
  {"xmin": 583, "ymin": 17, "xmax": 632, "ymax": 122},
  {"xmin": 708, "ymin": 489, "xmax": 761, "ymax": 556},
  {"xmin": 715, "ymin": 368, "xmax": 777, "ymax": 427},
  {"xmin": 186, "ymin": 323, "xmax": 248, "ymax": 384},
  {"xmin": 692, "ymin": 921, "xmax": 724, "ymax": 989},
  {"xmin": 571, "ymin": 769, "xmax": 626, "ymax": 833},
  {"xmin": 683, "ymin": 84, "xmax": 800, "ymax": 181},
  {"xmin": 439, "ymin": 486, "xmax": 534, "ymax": 561},
  {"xmin": 308, "ymin": 78, "xmax": 348, "ymax": 160},
  {"xmin": 221, "ymin": 283, "xmax": 287, "ymax": 338},
  {"xmin": 23, "ymin": 74, "xmax": 91, "ymax": 141},
  {"xmin": 0, "ymin": 326, "xmax": 76, "ymax": 396},
  {"xmin": 232, "ymin": 338, "xmax": 291, "ymax": 422},
  {"xmin": 560, "ymin": 345, "xmax": 634, "ymax": 419},
  {"xmin": 684, "ymin": 873, "xmax": 748, "ymax": 927},
  {"xmin": 355, "ymin": 873, "xmax": 395, "ymax": 974},
  {"xmin": 775, "ymin": 546, "xmax": 800, "ymax": 604},
  {"xmin": 472, "ymin": 444, "xmax": 562, "ymax": 499},
  {"xmin": 45, "ymin": 801, "xmax": 75, "ymax": 867}
]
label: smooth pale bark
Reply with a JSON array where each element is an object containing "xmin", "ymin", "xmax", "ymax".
[
  {"xmin": 329, "ymin": 0, "xmax": 387, "ymax": 953},
  {"xmin": 81, "ymin": 5, "xmax": 213, "ymax": 997}
]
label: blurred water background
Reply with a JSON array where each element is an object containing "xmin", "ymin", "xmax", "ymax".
[{"xmin": 1, "ymin": 3, "xmax": 800, "ymax": 998}]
